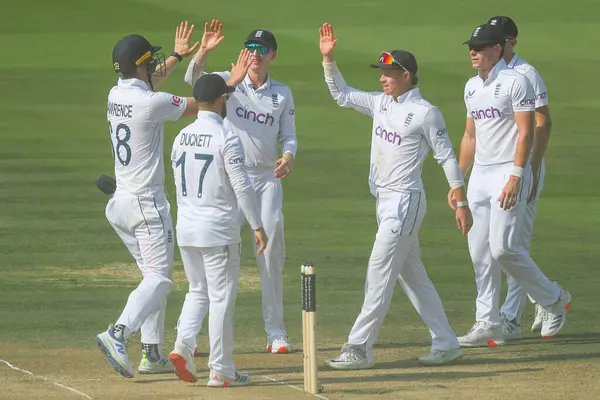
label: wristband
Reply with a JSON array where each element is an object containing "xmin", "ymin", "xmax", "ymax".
[
  {"xmin": 456, "ymin": 200, "xmax": 469, "ymax": 207},
  {"xmin": 510, "ymin": 166, "xmax": 524, "ymax": 179},
  {"xmin": 171, "ymin": 52, "xmax": 183, "ymax": 62}
]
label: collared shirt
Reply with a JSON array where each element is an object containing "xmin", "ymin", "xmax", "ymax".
[
  {"xmin": 185, "ymin": 60, "xmax": 297, "ymax": 170},
  {"xmin": 323, "ymin": 61, "xmax": 464, "ymax": 194},
  {"xmin": 464, "ymin": 59, "xmax": 536, "ymax": 166},
  {"xmin": 107, "ymin": 78, "xmax": 187, "ymax": 196},
  {"xmin": 507, "ymin": 53, "xmax": 549, "ymax": 109},
  {"xmin": 171, "ymin": 111, "xmax": 262, "ymax": 247}
]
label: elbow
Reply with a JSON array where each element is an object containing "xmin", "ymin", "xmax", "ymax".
[{"xmin": 544, "ymin": 116, "xmax": 553, "ymax": 133}]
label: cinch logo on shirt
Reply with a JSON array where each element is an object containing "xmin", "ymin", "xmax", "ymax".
[
  {"xmin": 519, "ymin": 97, "xmax": 536, "ymax": 107},
  {"xmin": 235, "ymin": 106, "xmax": 275, "ymax": 126},
  {"xmin": 375, "ymin": 125, "xmax": 401, "ymax": 146},
  {"xmin": 470, "ymin": 107, "xmax": 502, "ymax": 120}
]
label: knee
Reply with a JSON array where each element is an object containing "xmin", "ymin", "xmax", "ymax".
[{"xmin": 490, "ymin": 245, "xmax": 519, "ymax": 266}]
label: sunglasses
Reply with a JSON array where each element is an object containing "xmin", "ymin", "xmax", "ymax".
[
  {"xmin": 246, "ymin": 43, "xmax": 269, "ymax": 55},
  {"xmin": 379, "ymin": 52, "xmax": 409, "ymax": 73},
  {"xmin": 222, "ymin": 92, "xmax": 231, "ymax": 101}
]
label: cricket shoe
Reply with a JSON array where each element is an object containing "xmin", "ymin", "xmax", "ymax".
[
  {"xmin": 324, "ymin": 345, "xmax": 374, "ymax": 370},
  {"xmin": 530, "ymin": 303, "xmax": 545, "ymax": 332},
  {"xmin": 170, "ymin": 342, "xmax": 198, "ymax": 383},
  {"xmin": 138, "ymin": 347, "xmax": 173, "ymax": 375},
  {"xmin": 418, "ymin": 348, "xmax": 464, "ymax": 366},
  {"xmin": 541, "ymin": 290, "xmax": 572, "ymax": 339},
  {"xmin": 95, "ymin": 325, "xmax": 135, "ymax": 378},
  {"xmin": 207, "ymin": 371, "xmax": 251, "ymax": 387},
  {"xmin": 458, "ymin": 322, "xmax": 506, "ymax": 348},
  {"xmin": 266, "ymin": 336, "xmax": 292, "ymax": 354},
  {"xmin": 501, "ymin": 314, "xmax": 522, "ymax": 341}
]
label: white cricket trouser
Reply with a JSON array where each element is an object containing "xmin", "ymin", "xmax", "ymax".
[
  {"xmin": 176, "ymin": 244, "xmax": 241, "ymax": 377},
  {"xmin": 501, "ymin": 161, "xmax": 546, "ymax": 322},
  {"xmin": 245, "ymin": 168, "xmax": 287, "ymax": 341},
  {"xmin": 346, "ymin": 188, "xmax": 459, "ymax": 363},
  {"xmin": 105, "ymin": 189, "xmax": 174, "ymax": 345},
  {"xmin": 467, "ymin": 162, "xmax": 560, "ymax": 326}
]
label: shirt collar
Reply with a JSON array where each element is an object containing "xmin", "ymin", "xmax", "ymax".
[
  {"xmin": 479, "ymin": 59, "xmax": 508, "ymax": 86},
  {"xmin": 245, "ymin": 74, "xmax": 271, "ymax": 90},
  {"xmin": 196, "ymin": 110, "xmax": 223, "ymax": 123},
  {"xmin": 117, "ymin": 77, "xmax": 152, "ymax": 90},
  {"xmin": 392, "ymin": 87, "xmax": 422, "ymax": 103},
  {"xmin": 507, "ymin": 53, "xmax": 520, "ymax": 69}
]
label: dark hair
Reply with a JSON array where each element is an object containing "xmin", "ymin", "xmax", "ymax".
[{"xmin": 410, "ymin": 73, "xmax": 419, "ymax": 87}]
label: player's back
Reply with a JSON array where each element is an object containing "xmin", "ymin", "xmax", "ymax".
[
  {"xmin": 172, "ymin": 111, "xmax": 243, "ymax": 247},
  {"xmin": 107, "ymin": 78, "xmax": 186, "ymax": 196}
]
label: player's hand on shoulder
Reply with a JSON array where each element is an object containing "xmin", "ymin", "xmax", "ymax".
[
  {"xmin": 174, "ymin": 21, "xmax": 201, "ymax": 57},
  {"xmin": 201, "ymin": 19, "xmax": 224, "ymax": 53},
  {"xmin": 254, "ymin": 227, "xmax": 268, "ymax": 254},
  {"xmin": 274, "ymin": 152, "xmax": 294, "ymax": 179},
  {"xmin": 227, "ymin": 49, "xmax": 252, "ymax": 87},
  {"xmin": 319, "ymin": 23, "xmax": 338, "ymax": 59}
]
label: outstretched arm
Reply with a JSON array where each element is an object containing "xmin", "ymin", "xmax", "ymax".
[
  {"xmin": 320, "ymin": 23, "xmax": 378, "ymax": 117},
  {"xmin": 184, "ymin": 20, "xmax": 226, "ymax": 86},
  {"xmin": 153, "ymin": 21, "xmax": 200, "ymax": 88}
]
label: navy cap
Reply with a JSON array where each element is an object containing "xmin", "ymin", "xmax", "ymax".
[
  {"xmin": 193, "ymin": 74, "xmax": 235, "ymax": 102},
  {"xmin": 488, "ymin": 16, "xmax": 519, "ymax": 38},
  {"xmin": 244, "ymin": 29, "xmax": 277, "ymax": 50},
  {"xmin": 370, "ymin": 50, "xmax": 418, "ymax": 74},
  {"xmin": 113, "ymin": 34, "xmax": 161, "ymax": 74},
  {"xmin": 463, "ymin": 24, "xmax": 506, "ymax": 47}
]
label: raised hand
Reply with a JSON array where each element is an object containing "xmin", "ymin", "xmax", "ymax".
[
  {"xmin": 174, "ymin": 21, "xmax": 201, "ymax": 57},
  {"xmin": 201, "ymin": 19, "xmax": 224, "ymax": 53},
  {"xmin": 227, "ymin": 49, "xmax": 252, "ymax": 87},
  {"xmin": 319, "ymin": 23, "xmax": 338, "ymax": 59}
]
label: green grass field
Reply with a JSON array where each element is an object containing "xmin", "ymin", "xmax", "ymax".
[{"xmin": 1, "ymin": 0, "xmax": 600, "ymax": 399}]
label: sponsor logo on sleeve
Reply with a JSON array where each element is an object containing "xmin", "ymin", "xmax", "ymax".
[{"xmin": 171, "ymin": 95, "xmax": 182, "ymax": 107}]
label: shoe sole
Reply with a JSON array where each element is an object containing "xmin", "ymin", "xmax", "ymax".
[
  {"xmin": 138, "ymin": 367, "xmax": 174, "ymax": 375},
  {"xmin": 170, "ymin": 353, "xmax": 197, "ymax": 383},
  {"xmin": 418, "ymin": 351, "xmax": 464, "ymax": 366},
  {"xmin": 541, "ymin": 297, "xmax": 572, "ymax": 339},
  {"xmin": 95, "ymin": 336, "xmax": 134, "ymax": 379},
  {"xmin": 459, "ymin": 339, "xmax": 505, "ymax": 348},
  {"xmin": 324, "ymin": 360, "xmax": 374, "ymax": 370},
  {"xmin": 271, "ymin": 346, "xmax": 292, "ymax": 354}
]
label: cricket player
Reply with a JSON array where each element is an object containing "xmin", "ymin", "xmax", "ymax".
[
  {"xmin": 183, "ymin": 20, "xmax": 297, "ymax": 353},
  {"xmin": 169, "ymin": 73, "xmax": 267, "ymax": 387},
  {"xmin": 95, "ymin": 23, "xmax": 200, "ymax": 378},
  {"xmin": 319, "ymin": 23, "xmax": 470, "ymax": 369},
  {"xmin": 455, "ymin": 23, "xmax": 570, "ymax": 347},
  {"xmin": 487, "ymin": 16, "xmax": 553, "ymax": 339}
]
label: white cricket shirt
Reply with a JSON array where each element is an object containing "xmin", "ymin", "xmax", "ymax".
[
  {"xmin": 184, "ymin": 60, "xmax": 297, "ymax": 170},
  {"xmin": 172, "ymin": 111, "xmax": 262, "ymax": 247},
  {"xmin": 464, "ymin": 59, "xmax": 536, "ymax": 166},
  {"xmin": 507, "ymin": 53, "xmax": 549, "ymax": 109},
  {"xmin": 323, "ymin": 61, "xmax": 464, "ymax": 194},
  {"xmin": 107, "ymin": 78, "xmax": 187, "ymax": 196}
]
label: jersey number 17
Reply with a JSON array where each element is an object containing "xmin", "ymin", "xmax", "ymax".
[{"xmin": 175, "ymin": 151, "xmax": 214, "ymax": 198}]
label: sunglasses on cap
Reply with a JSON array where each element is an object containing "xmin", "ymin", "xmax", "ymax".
[
  {"xmin": 379, "ymin": 51, "xmax": 409, "ymax": 73},
  {"xmin": 222, "ymin": 92, "xmax": 231, "ymax": 101},
  {"xmin": 246, "ymin": 43, "xmax": 269, "ymax": 55}
]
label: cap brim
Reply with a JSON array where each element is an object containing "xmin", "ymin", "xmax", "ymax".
[
  {"xmin": 463, "ymin": 39, "xmax": 502, "ymax": 46},
  {"xmin": 370, "ymin": 63, "xmax": 401, "ymax": 70},
  {"xmin": 224, "ymin": 86, "xmax": 236, "ymax": 93},
  {"xmin": 244, "ymin": 39, "xmax": 270, "ymax": 48}
]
